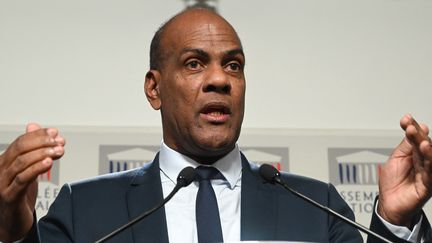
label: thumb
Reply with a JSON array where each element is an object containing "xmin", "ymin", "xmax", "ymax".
[{"xmin": 26, "ymin": 123, "xmax": 42, "ymax": 133}]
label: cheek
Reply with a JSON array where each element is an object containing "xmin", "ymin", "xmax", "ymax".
[
  {"xmin": 163, "ymin": 87, "xmax": 199, "ymax": 119},
  {"xmin": 233, "ymin": 87, "xmax": 246, "ymax": 106}
]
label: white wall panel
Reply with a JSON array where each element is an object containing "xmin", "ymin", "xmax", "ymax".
[{"xmin": 0, "ymin": 0, "xmax": 431, "ymax": 129}]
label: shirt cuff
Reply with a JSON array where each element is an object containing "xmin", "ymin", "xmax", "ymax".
[{"xmin": 375, "ymin": 202, "xmax": 423, "ymax": 242}]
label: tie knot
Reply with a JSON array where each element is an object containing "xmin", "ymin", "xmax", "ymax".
[{"xmin": 195, "ymin": 166, "xmax": 224, "ymax": 181}]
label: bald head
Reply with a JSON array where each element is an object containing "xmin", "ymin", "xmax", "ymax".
[{"xmin": 149, "ymin": 8, "xmax": 242, "ymax": 70}]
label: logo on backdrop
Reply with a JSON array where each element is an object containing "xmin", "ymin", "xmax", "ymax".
[
  {"xmin": 328, "ymin": 148, "xmax": 392, "ymax": 215},
  {"xmin": 99, "ymin": 145, "xmax": 159, "ymax": 175},
  {"xmin": 0, "ymin": 143, "xmax": 62, "ymax": 219},
  {"xmin": 241, "ymin": 147, "xmax": 289, "ymax": 171}
]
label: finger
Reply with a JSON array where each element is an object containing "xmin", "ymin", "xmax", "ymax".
[
  {"xmin": 406, "ymin": 127, "xmax": 430, "ymax": 150},
  {"xmin": 54, "ymin": 135, "xmax": 66, "ymax": 146},
  {"xmin": 400, "ymin": 115, "xmax": 430, "ymax": 136},
  {"xmin": 26, "ymin": 123, "xmax": 42, "ymax": 133},
  {"xmin": 420, "ymin": 124, "xmax": 430, "ymax": 136},
  {"xmin": 3, "ymin": 158, "xmax": 53, "ymax": 202},
  {"xmin": 407, "ymin": 129, "xmax": 432, "ymax": 174},
  {"xmin": 404, "ymin": 118, "xmax": 430, "ymax": 148},
  {"xmin": 400, "ymin": 114, "xmax": 413, "ymax": 131},
  {"xmin": 417, "ymin": 158, "xmax": 432, "ymax": 196},
  {"xmin": 413, "ymin": 146, "xmax": 426, "ymax": 171},
  {"xmin": 3, "ymin": 146, "xmax": 64, "ymax": 186},
  {"xmin": 411, "ymin": 118, "xmax": 429, "ymax": 140},
  {"xmin": 420, "ymin": 140, "xmax": 432, "ymax": 161},
  {"xmin": 423, "ymin": 159, "xmax": 431, "ymax": 175},
  {"xmin": 5, "ymin": 128, "xmax": 59, "ymax": 163}
]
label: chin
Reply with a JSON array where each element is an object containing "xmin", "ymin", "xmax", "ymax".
[
  {"xmin": 186, "ymin": 135, "xmax": 237, "ymax": 164},
  {"xmin": 197, "ymin": 136, "xmax": 236, "ymax": 153}
]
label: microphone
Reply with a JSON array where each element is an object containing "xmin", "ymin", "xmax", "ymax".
[
  {"xmin": 95, "ymin": 166, "xmax": 196, "ymax": 243},
  {"xmin": 259, "ymin": 164, "xmax": 393, "ymax": 243}
]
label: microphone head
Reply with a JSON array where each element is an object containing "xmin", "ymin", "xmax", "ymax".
[
  {"xmin": 259, "ymin": 164, "xmax": 280, "ymax": 183},
  {"xmin": 176, "ymin": 166, "xmax": 197, "ymax": 187}
]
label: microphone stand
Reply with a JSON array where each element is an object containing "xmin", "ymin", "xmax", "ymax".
[
  {"xmin": 260, "ymin": 164, "xmax": 393, "ymax": 243},
  {"xmin": 274, "ymin": 176, "xmax": 393, "ymax": 243}
]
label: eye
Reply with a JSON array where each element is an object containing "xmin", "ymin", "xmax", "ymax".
[
  {"xmin": 185, "ymin": 60, "xmax": 203, "ymax": 70},
  {"xmin": 226, "ymin": 62, "xmax": 242, "ymax": 72}
]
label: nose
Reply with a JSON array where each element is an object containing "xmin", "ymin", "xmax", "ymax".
[{"xmin": 202, "ymin": 65, "xmax": 231, "ymax": 94}]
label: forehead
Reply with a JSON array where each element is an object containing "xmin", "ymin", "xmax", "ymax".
[{"xmin": 161, "ymin": 10, "xmax": 242, "ymax": 53}]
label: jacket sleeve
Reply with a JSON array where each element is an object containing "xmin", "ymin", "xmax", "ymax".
[
  {"xmin": 21, "ymin": 213, "xmax": 40, "ymax": 243},
  {"xmin": 368, "ymin": 197, "xmax": 432, "ymax": 243},
  {"xmin": 21, "ymin": 184, "xmax": 73, "ymax": 243},
  {"xmin": 23, "ymin": 184, "xmax": 74, "ymax": 243}
]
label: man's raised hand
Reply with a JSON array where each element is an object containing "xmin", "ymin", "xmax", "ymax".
[
  {"xmin": 378, "ymin": 114, "xmax": 432, "ymax": 228},
  {"xmin": 0, "ymin": 124, "xmax": 65, "ymax": 242}
]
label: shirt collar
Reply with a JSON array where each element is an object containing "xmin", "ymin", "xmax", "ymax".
[{"xmin": 159, "ymin": 141, "xmax": 242, "ymax": 189}]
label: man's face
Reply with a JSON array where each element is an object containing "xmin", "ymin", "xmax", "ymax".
[{"xmin": 146, "ymin": 10, "xmax": 245, "ymax": 164}]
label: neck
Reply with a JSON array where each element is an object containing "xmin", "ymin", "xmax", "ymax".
[
  {"xmin": 162, "ymin": 140, "xmax": 236, "ymax": 165},
  {"xmin": 189, "ymin": 153, "xmax": 227, "ymax": 165}
]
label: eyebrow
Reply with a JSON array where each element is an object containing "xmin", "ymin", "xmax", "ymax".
[
  {"xmin": 181, "ymin": 48, "xmax": 210, "ymax": 59},
  {"xmin": 180, "ymin": 48, "xmax": 245, "ymax": 59},
  {"xmin": 225, "ymin": 48, "xmax": 244, "ymax": 59}
]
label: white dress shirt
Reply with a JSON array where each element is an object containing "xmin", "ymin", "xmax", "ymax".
[{"xmin": 159, "ymin": 142, "xmax": 242, "ymax": 243}]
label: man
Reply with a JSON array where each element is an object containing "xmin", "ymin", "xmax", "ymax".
[{"xmin": 0, "ymin": 7, "xmax": 431, "ymax": 243}]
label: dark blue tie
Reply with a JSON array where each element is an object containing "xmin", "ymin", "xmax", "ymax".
[{"xmin": 195, "ymin": 166, "xmax": 224, "ymax": 243}]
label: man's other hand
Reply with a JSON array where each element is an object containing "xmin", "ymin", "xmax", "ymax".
[{"xmin": 378, "ymin": 114, "xmax": 432, "ymax": 228}]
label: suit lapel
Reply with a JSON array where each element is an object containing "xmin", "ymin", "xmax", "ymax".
[
  {"xmin": 240, "ymin": 153, "xmax": 279, "ymax": 241},
  {"xmin": 126, "ymin": 154, "xmax": 169, "ymax": 243}
]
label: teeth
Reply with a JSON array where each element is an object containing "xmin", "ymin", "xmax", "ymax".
[{"xmin": 209, "ymin": 111, "xmax": 223, "ymax": 116}]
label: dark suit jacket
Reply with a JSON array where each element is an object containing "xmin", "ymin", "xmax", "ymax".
[{"xmin": 24, "ymin": 153, "xmax": 430, "ymax": 242}]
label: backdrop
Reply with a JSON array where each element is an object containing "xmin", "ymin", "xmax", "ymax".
[{"xmin": 1, "ymin": 125, "xmax": 431, "ymax": 241}]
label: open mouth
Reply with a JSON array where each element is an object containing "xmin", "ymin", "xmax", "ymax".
[{"xmin": 200, "ymin": 103, "xmax": 231, "ymax": 123}]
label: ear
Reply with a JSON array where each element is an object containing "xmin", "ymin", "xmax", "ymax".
[{"xmin": 144, "ymin": 70, "xmax": 162, "ymax": 110}]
